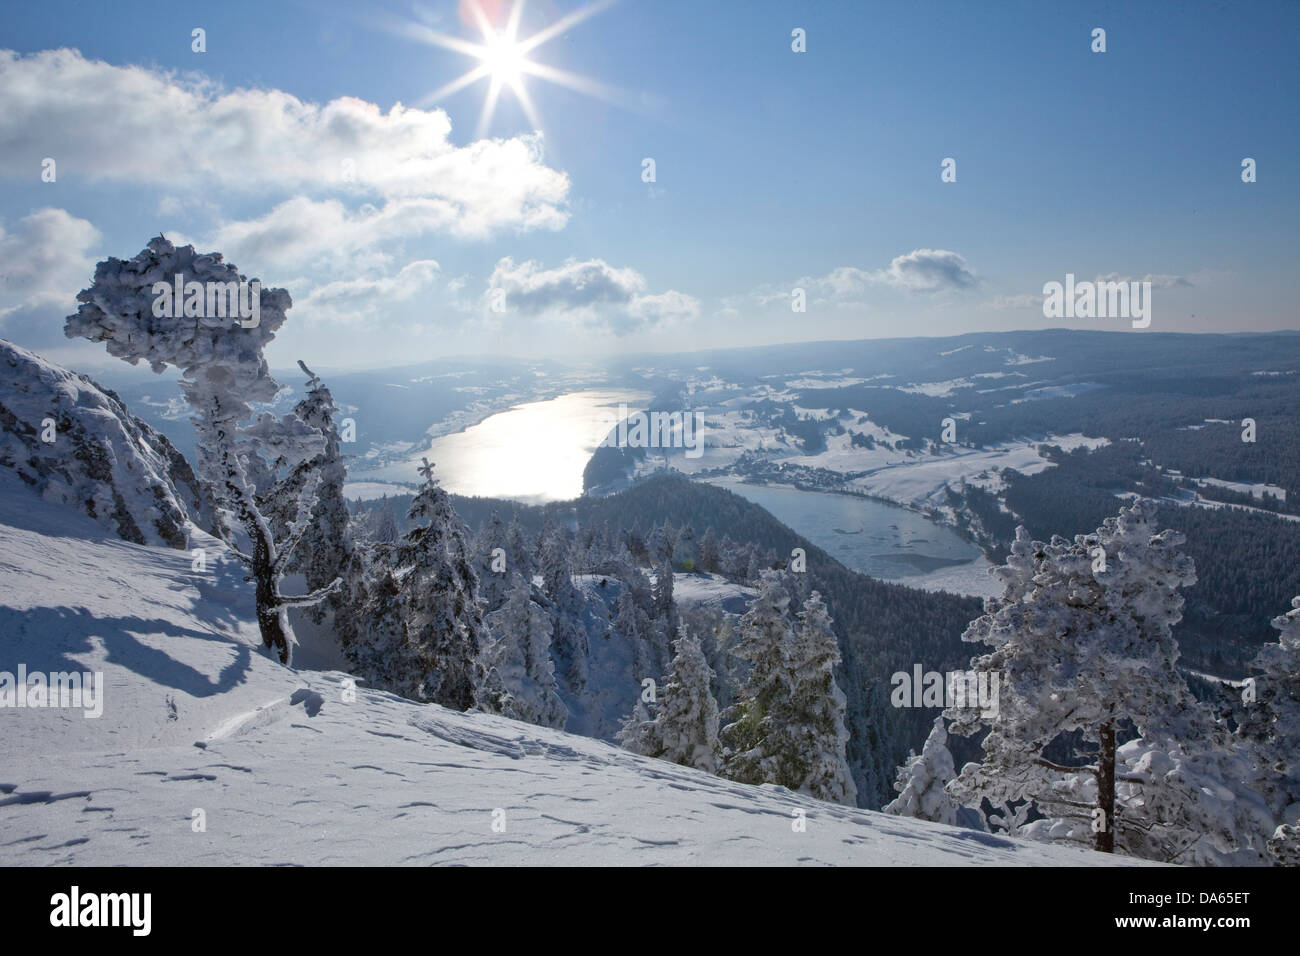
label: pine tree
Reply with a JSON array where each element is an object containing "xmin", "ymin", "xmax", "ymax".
[
  {"xmin": 387, "ymin": 458, "xmax": 485, "ymax": 709},
  {"xmin": 63, "ymin": 236, "xmax": 338, "ymax": 664},
  {"xmin": 785, "ymin": 591, "xmax": 858, "ymax": 803},
  {"xmin": 1241, "ymin": 595, "xmax": 1300, "ymax": 820},
  {"xmin": 652, "ymin": 558, "xmax": 679, "ymax": 643},
  {"xmin": 884, "ymin": 717, "xmax": 959, "ymax": 824},
  {"xmin": 654, "ymin": 629, "xmax": 722, "ymax": 772},
  {"xmin": 945, "ymin": 501, "xmax": 1249, "ymax": 858},
  {"xmin": 261, "ymin": 361, "xmax": 353, "ymax": 628},
  {"xmin": 614, "ymin": 587, "xmax": 653, "ymax": 681},
  {"xmin": 473, "ymin": 510, "xmax": 510, "ymax": 614},
  {"xmin": 675, "ymin": 522, "xmax": 699, "ymax": 571},
  {"xmin": 540, "ymin": 517, "xmax": 588, "ymax": 691},
  {"xmin": 505, "ymin": 516, "xmax": 534, "ymax": 583},
  {"xmin": 616, "ymin": 697, "xmax": 661, "ymax": 757},
  {"xmin": 699, "ymin": 527, "xmax": 722, "ymax": 573},
  {"xmin": 346, "ymin": 565, "xmax": 406, "ymax": 690},
  {"xmin": 720, "ymin": 574, "xmax": 857, "ymax": 804},
  {"xmin": 480, "ymin": 573, "xmax": 567, "ymax": 729},
  {"xmin": 373, "ymin": 502, "xmax": 399, "ymax": 543}
]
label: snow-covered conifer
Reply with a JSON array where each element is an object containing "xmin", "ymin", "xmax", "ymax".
[
  {"xmin": 387, "ymin": 458, "xmax": 485, "ymax": 709},
  {"xmin": 1241, "ymin": 595, "xmax": 1300, "ymax": 819},
  {"xmin": 473, "ymin": 510, "xmax": 510, "ymax": 614},
  {"xmin": 721, "ymin": 575, "xmax": 857, "ymax": 804},
  {"xmin": 654, "ymin": 629, "xmax": 721, "ymax": 773},
  {"xmin": 699, "ymin": 527, "xmax": 722, "ymax": 573},
  {"xmin": 261, "ymin": 361, "xmax": 353, "ymax": 627},
  {"xmin": 615, "ymin": 697, "xmax": 661, "ymax": 757},
  {"xmin": 539, "ymin": 517, "xmax": 588, "ymax": 690},
  {"xmin": 884, "ymin": 717, "xmax": 958, "ymax": 824},
  {"xmin": 480, "ymin": 573, "xmax": 567, "ymax": 729},
  {"xmin": 946, "ymin": 501, "xmax": 1228, "ymax": 857}
]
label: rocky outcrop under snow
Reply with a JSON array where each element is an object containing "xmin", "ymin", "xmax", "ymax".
[{"xmin": 0, "ymin": 338, "xmax": 213, "ymax": 547}]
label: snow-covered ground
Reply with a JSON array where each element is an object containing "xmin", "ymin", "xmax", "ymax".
[
  {"xmin": 1191, "ymin": 476, "xmax": 1287, "ymax": 502},
  {"xmin": 840, "ymin": 434, "xmax": 1110, "ymax": 511},
  {"xmin": 0, "ymin": 475, "xmax": 1138, "ymax": 866}
]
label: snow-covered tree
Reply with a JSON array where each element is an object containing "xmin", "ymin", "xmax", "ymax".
[
  {"xmin": 945, "ymin": 501, "xmax": 1247, "ymax": 858},
  {"xmin": 785, "ymin": 590, "xmax": 858, "ymax": 804},
  {"xmin": 480, "ymin": 573, "xmax": 567, "ymax": 729},
  {"xmin": 373, "ymin": 505, "xmax": 399, "ymax": 544},
  {"xmin": 473, "ymin": 510, "xmax": 510, "ymax": 614},
  {"xmin": 64, "ymin": 236, "xmax": 338, "ymax": 664},
  {"xmin": 616, "ymin": 697, "xmax": 660, "ymax": 757},
  {"xmin": 652, "ymin": 558, "xmax": 679, "ymax": 648},
  {"xmin": 1241, "ymin": 595, "xmax": 1300, "ymax": 822},
  {"xmin": 721, "ymin": 575, "xmax": 857, "ymax": 804},
  {"xmin": 261, "ymin": 360, "xmax": 353, "ymax": 628},
  {"xmin": 539, "ymin": 518, "xmax": 588, "ymax": 690},
  {"xmin": 647, "ymin": 521, "xmax": 675, "ymax": 564},
  {"xmin": 614, "ymin": 587, "xmax": 654, "ymax": 680},
  {"xmin": 884, "ymin": 717, "xmax": 959, "ymax": 825},
  {"xmin": 386, "ymin": 458, "xmax": 485, "ymax": 709},
  {"xmin": 1268, "ymin": 824, "xmax": 1300, "ymax": 866},
  {"xmin": 654, "ymin": 629, "xmax": 722, "ymax": 772},
  {"xmin": 343, "ymin": 565, "xmax": 406, "ymax": 691},
  {"xmin": 698, "ymin": 527, "xmax": 722, "ymax": 573},
  {"xmin": 505, "ymin": 516, "xmax": 534, "ymax": 583},
  {"xmin": 674, "ymin": 523, "xmax": 699, "ymax": 571}
]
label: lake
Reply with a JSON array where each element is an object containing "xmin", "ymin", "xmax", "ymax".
[
  {"xmin": 414, "ymin": 389, "xmax": 652, "ymax": 503},
  {"xmin": 711, "ymin": 479, "xmax": 986, "ymax": 584}
]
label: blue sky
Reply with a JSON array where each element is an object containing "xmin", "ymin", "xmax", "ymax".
[{"xmin": 0, "ymin": 0, "xmax": 1296, "ymax": 371}]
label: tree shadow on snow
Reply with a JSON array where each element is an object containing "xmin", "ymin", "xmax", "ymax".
[{"xmin": 0, "ymin": 605, "xmax": 252, "ymax": 698}]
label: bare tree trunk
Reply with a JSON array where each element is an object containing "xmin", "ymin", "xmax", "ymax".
[
  {"xmin": 1095, "ymin": 721, "xmax": 1116, "ymax": 853},
  {"xmin": 232, "ymin": 477, "xmax": 292, "ymax": 664},
  {"xmin": 252, "ymin": 533, "xmax": 291, "ymax": 664}
]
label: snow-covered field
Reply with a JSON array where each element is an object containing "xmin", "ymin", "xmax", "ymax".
[{"xmin": 0, "ymin": 476, "xmax": 1137, "ymax": 866}]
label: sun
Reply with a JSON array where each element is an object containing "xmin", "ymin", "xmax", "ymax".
[
  {"xmin": 481, "ymin": 31, "xmax": 527, "ymax": 87},
  {"xmin": 387, "ymin": 0, "xmax": 622, "ymax": 138}
]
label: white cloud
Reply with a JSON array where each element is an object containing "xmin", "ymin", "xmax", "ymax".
[
  {"xmin": 0, "ymin": 208, "xmax": 101, "ymax": 349},
  {"xmin": 0, "ymin": 49, "xmax": 570, "ymax": 272},
  {"xmin": 297, "ymin": 260, "xmax": 442, "ymax": 325},
  {"xmin": 883, "ymin": 248, "xmax": 978, "ymax": 292},
  {"xmin": 745, "ymin": 249, "xmax": 978, "ymax": 312},
  {"xmin": 486, "ymin": 257, "xmax": 699, "ymax": 335},
  {"xmin": 0, "ymin": 207, "xmax": 100, "ymax": 299}
]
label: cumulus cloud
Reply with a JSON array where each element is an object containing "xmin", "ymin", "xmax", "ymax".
[
  {"xmin": 0, "ymin": 208, "xmax": 101, "ymax": 346},
  {"xmin": 204, "ymin": 196, "xmax": 460, "ymax": 273},
  {"xmin": 0, "ymin": 48, "xmax": 570, "ymax": 271},
  {"xmin": 882, "ymin": 248, "xmax": 978, "ymax": 292},
  {"xmin": 486, "ymin": 257, "xmax": 699, "ymax": 335},
  {"xmin": 0, "ymin": 207, "xmax": 100, "ymax": 298}
]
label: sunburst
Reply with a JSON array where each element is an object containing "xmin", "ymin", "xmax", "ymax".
[{"xmin": 389, "ymin": 0, "xmax": 621, "ymax": 139}]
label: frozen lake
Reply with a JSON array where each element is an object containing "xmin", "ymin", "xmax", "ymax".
[{"xmin": 712, "ymin": 479, "xmax": 991, "ymax": 589}]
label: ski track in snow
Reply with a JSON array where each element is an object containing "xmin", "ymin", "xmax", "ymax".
[{"xmin": 0, "ymin": 477, "xmax": 1147, "ymax": 866}]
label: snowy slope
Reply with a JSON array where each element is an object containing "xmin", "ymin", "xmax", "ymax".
[
  {"xmin": 0, "ymin": 477, "xmax": 1145, "ymax": 866},
  {"xmin": 0, "ymin": 338, "xmax": 213, "ymax": 548}
]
